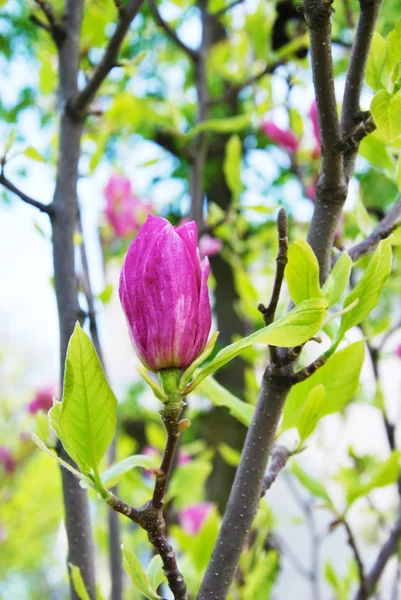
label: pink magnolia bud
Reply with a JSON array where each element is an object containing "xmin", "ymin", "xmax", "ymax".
[
  {"xmin": 104, "ymin": 174, "xmax": 151, "ymax": 238},
  {"xmin": 179, "ymin": 502, "xmax": 212, "ymax": 534},
  {"xmin": 0, "ymin": 447, "xmax": 16, "ymax": 474},
  {"xmin": 199, "ymin": 234, "xmax": 223, "ymax": 259},
  {"xmin": 119, "ymin": 216, "xmax": 212, "ymax": 372},
  {"xmin": 396, "ymin": 344, "xmax": 401, "ymax": 359},
  {"xmin": 262, "ymin": 121, "xmax": 299, "ymax": 153},
  {"xmin": 28, "ymin": 385, "xmax": 55, "ymax": 414}
]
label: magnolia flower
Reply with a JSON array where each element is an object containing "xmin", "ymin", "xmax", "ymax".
[
  {"xmin": 0, "ymin": 447, "xmax": 15, "ymax": 474},
  {"xmin": 28, "ymin": 385, "xmax": 54, "ymax": 414},
  {"xmin": 396, "ymin": 344, "xmax": 401, "ymax": 359},
  {"xmin": 104, "ymin": 174, "xmax": 151, "ymax": 238},
  {"xmin": 179, "ymin": 502, "xmax": 212, "ymax": 535},
  {"xmin": 119, "ymin": 216, "xmax": 212, "ymax": 371},
  {"xmin": 262, "ymin": 121, "xmax": 299, "ymax": 153},
  {"xmin": 199, "ymin": 234, "xmax": 223, "ymax": 259}
]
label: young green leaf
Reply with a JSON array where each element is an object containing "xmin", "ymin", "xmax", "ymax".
[
  {"xmin": 185, "ymin": 298, "xmax": 327, "ymax": 391},
  {"xmin": 122, "ymin": 545, "xmax": 161, "ymax": 600},
  {"xmin": 59, "ymin": 323, "xmax": 117, "ymax": 474},
  {"xmin": 24, "ymin": 146, "xmax": 46, "ymax": 163},
  {"xmin": 188, "ymin": 114, "xmax": 251, "ymax": 138},
  {"xmin": 322, "ymin": 252, "xmax": 352, "ymax": 307},
  {"xmin": 100, "ymin": 454, "xmax": 160, "ymax": 488},
  {"xmin": 218, "ymin": 442, "xmax": 241, "ymax": 466},
  {"xmin": 146, "ymin": 555, "xmax": 166, "ymax": 594},
  {"xmin": 297, "ymin": 385, "xmax": 326, "ymax": 445},
  {"xmin": 285, "ymin": 240, "xmax": 322, "ymax": 304},
  {"xmin": 281, "ymin": 341, "xmax": 364, "ymax": 433},
  {"xmin": 386, "ymin": 18, "xmax": 401, "ymax": 75},
  {"xmin": 339, "ymin": 239, "xmax": 392, "ymax": 336},
  {"xmin": 365, "ymin": 31, "xmax": 386, "ymax": 91},
  {"xmin": 179, "ymin": 331, "xmax": 219, "ymax": 390},
  {"xmin": 371, "ymin": 90, "xmax": 401, "ymax": 142},
  {"xmin": 292, "ymin": 462, "xmax": 332, "ymax": 504},
  {"xmin": 347, "ymin": 451, "xmax": 401, "ymax": 506},
  {"xmin": 69, "ymin": 564, "xmax": 91, "ymax": 600},
  {"xmin": 197, "ymin": 377, "xmax": 254, "ymax": 426}
]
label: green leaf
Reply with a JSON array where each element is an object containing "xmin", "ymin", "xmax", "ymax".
[
  {"xmin": 347, "ymin": 452, "xmax": 401, "ymax": 505},
  {"xmin": 366, "ymin": 32, "xmax": 386, "ymax": 91},
  {"xmin": 122, "ymin": 545, "xmax": 161, "ymax": 600},
  {"xmin": 69, "ymin": 564, "xmax": 91, "ymax": 600},
  {"xmin": 297, "ymin": 385, "xmax": 325, "ymax": 444},
  {"xmin": 339, "ymin": 239, "xmax": 392, "ymax": 336},
  {"xmin": 223, "ymin": 135, "xmax": 242, "ymax": 200},
  {"xmin": 146, "ymin": 556, "xmax": 165, "ymax": 593},
  {"xmin": 186, "ymin": 298, "xmax": 327, "ymax": 391},
  {"xmin": 59, "ymin": 323, "xmax": 117, "ymax": 474},
  {"xmin": 285, "ymin": 240, "xmax": 322, "ymax": 304},
  {"xmin": 322, "ymin": 252, "xmax": 352, "ymax": 307},
  {"xmin": 100, "ymin": 454, "xmax": 160, "ymax": 488},
  {"xmin": 197, "ymin": 377, "xmax": 254, "ymax": 426},
  {"xmin": 386, "ymin": 18, "xmax": 401, "ymax": 75},
  {"xmin": 4, "ymin": 128, "xmax": 16, "ymax": 156},
  {"xmin": 292, "ymin": 462, "xmax": 332, "ymax": 504},
  {"xmin": 359, "ymin": 135, "xmax": 395, "ymax": 175},
  {"xmin": 218, "ymin": 442, "xmax": 241, "ymax": 466},
  {"xmin": 281, "ymin": 341, "xmax": 364, "ymax": 432},
  {"xmin": 371, "ymin": 90, "xmax": 401, "ymax": 142},
  {"xmin": 24, "ymin": 146, "xmax": 46, "ymax": 163},
  {"xmin": 35, "ymin": 410, "xmax": 50, "ymax": 444},
  {"xmin": 97, "ymin": 284, "xmax": 113, "ymax": 305},
  {"xmin": 188, "ymin": 114, "xmax": 251, "ymax": 138},
  {"xmin": 166, "ymin": 458, "xmax": 213, "ymax": 506}
]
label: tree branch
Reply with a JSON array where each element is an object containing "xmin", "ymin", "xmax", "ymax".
[
  {"xmin": 196, "ymin": 367, "xmax": 292, "ymax": 600},
  {"xmin": 73, "ymin": 0, "xmax": 145, "ymax": 113},
  {"xmin": 342, "ymin": 519, "xmax": 367, "ymax": 596},
  {"xmin": 149, "ymin": 0, "xmax": 199, "ymax": 63},
  {"xmin": 347, "ymin": 198, "xmax": 401, "ymax": 262},
  {"xmin": 212, "ymin": 0, "xmax": 244, "ymax": 19},
  {"xmin": 261, "ymin": 444, "xmax": 291, "ymax": 497},
  {"xmin": 32, "ymin": 0, "xmax": 66, "ymax": 47},
  {"xmin": 0, "ymin": 172, "xmax": 54, "ymax": 215},
  {"xmin": 302, "ymin": 0, "xmax": 347, "ymax": 282},
  {"xmin": 341, "ymin": 0, "xmax": 383, "ymax": 180},
  {"xmin": 354, "ymin": 511, "xmax": 401, "ymax": 600}
]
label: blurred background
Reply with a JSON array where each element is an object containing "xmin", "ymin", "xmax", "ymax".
[{"xmin": 1, "ymin": 0, "xmax": 401, "ymax": 598}]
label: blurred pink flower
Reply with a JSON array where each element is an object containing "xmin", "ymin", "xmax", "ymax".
[
  {"xmin": 199, "ymin": 234, "xmax": 223, "ymax": 259},
  {"xmin": 396, "ymin": 344, "xmax": 401, "ymax": 359},
  {"xmin": 262, "ymin": 121, "xmax": 299, "ymax": 153},
  {"xmin": 104, "ymin": 174, "xmax": 152, "ymax": 238},
  {"xmin": 178, "ymin": 451, "xmax": 191, "ymax": 466},
  {"xmin": 308, "ymin": 101, "xmax": 321, "ymax": 156},
  {"xmin": 305, "ymin": 183, "xmax": 316, "ymax": 202},
  {"xmin": 179, "ymin": 502, "xmax": 212, "ymax": 535},
  {"xmin": 28, "ymin": 385, "xmax": 55, "ymax": 414},
  {"xmin": 0, "ymin": 447, "xmax": 16, "ymax": 474}
]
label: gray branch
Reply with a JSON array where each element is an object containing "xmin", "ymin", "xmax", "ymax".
[{"xmin": 0, "ymin": 172, "xmax": 53, "ymax": 214}]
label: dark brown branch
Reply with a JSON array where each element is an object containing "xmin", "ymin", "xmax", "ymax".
[
  {"xmin": 341, "ymin": 0, "xmax": 383, "ymax": 180},
  {"xmin": 354, "ymin": 511, "xmax": 401, "ymax": 600},
  {"xmin": 291, "ymin": 354, "xmax": 327, "ymax": 384},
  {"xmin": 196, "ymin": 367, "xmax": 293, "ymax": 600},
  {"xmin": 302, "ymin": 0, "xmax": 347, "ymax": 283},
  {"xmin": 258, "ymin": 208, "xmax": 289, "ymax": 364},
  {"xmin": 106, "ymin": 406, "xmax": 188, "ymax": 600},
  {"xmin": 347, "ymin": 198, "xmax": 401, "ymax": 262},
  {"xmin": 152, "ymin": 407, "xmax": 182, "ymax": 509},
  {"xmin": 258, "ymin": 208, "xmax": 289, "ymax": 327},
  {"xmin": 0, "ymin": 172, "xmax": 54, "ymax": 215},
  {"xmin": 33, "ymin": 0, "xmax": 66, "ymax": 47},
  {"xmin": 73, "ymin": 0, "xmax": 145, "ymax": 113},
  {"xmin": 261, "ymin": 444, "xmax": 291, "ymax": 497},
  {"xmin": 342, "ymin": 519, "xmax": 367, "ymax": 596},
  {"xmin": 149, "ymin": 0, "xmax": 199, "ymax": 63}
]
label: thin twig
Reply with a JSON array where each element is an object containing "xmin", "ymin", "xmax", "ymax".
[
  {"xmin": 152, "ymin": 408, "xmax": 182, "ymax": 509},
  {"xmin": 342, "ymin": 518, "xmax": 368, "ymax": 596},
  {"xmin": 347, "ymin": 198, "xmax": 401, "ymax": 262},
  {"xmin": 291, "ymin": 355, "xmax": 327, "ymax": 385},
  {"xmin": 32, "ymin": 0, "xmax": 66, "ymax": 46},
  {"xmin": 354, "ymin": 511, "xmax": 401, "ymax": 600},
  {"xmin": 0, "ymin": 172, "xmax": 54, "ymax": 215},
  {"xmin": 258, "ymin": 209, "xmax": 288, "ymax": 364},
  {"xmin": 261, "ymin": 444, "xmax": 291, "ymax": 497},
  {"xmin": 149, "ymin": 0, "xmax": 198, "ymax": 62},
  {"xmin": 73, "ymin": 0, "xmax": 145, "ymax": 113}
]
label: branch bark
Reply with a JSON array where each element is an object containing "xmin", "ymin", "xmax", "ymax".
[
  {"xmin": 0, "ymin": 172, "xmax": 54, "ymax": 214},
  {"xmin": 73, "ymin": 0, "xmax": 145, "ymax": 113},
  {"xmin": 354, "ymin": 511, "xmax": 401, "ymax": 600},
  {"xmin": 149, "ymin": 0, "xmax": 199, "ymax": 62}
]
